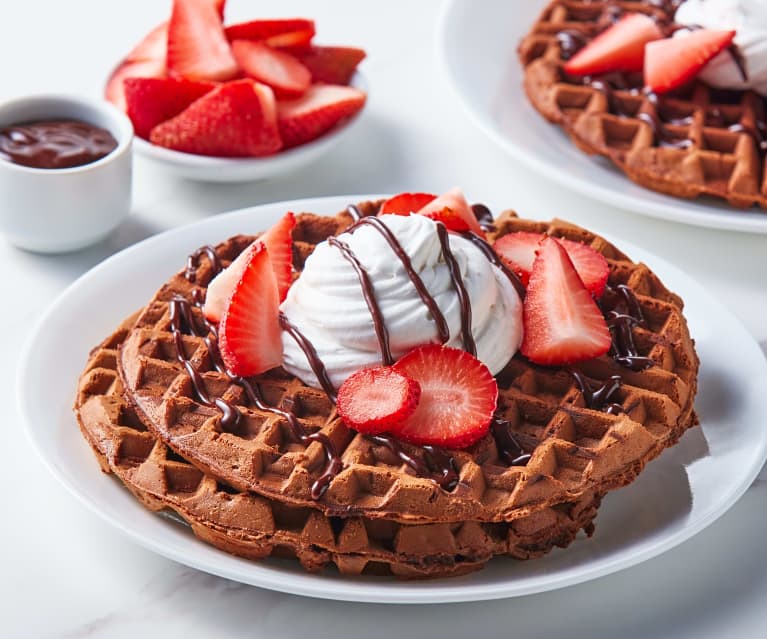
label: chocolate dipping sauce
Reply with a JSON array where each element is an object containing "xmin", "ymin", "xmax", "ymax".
[{"xmin": 0, "ymin": 119, "xmax": 118, "ymax": 169}]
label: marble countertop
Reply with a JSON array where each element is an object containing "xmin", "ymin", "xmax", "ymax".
[{"xmin": 2, "ymin": 1, "xmax": 766, "ymax": 637}]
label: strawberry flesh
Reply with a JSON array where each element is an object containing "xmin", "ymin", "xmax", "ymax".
[
  {"xmin": 379, "ymin": 192, "xmax": 437, "ymax": 216},
  {"xmin": 218, "ymin": 243, "xmax": 283, "ymax": 377},
  {"xmin": 391, "ymin": 345, "xmax": 498, "ymax": 449},
  {"xmin": 564, "ymin": 13, "xmax": 663, "ymax": 76},
  {"xmin": 336, "ymin": 367, "xmax": 421, "ymax": 435},
  {"xmin": 416, "ymin": 187, "xmax": 485, "ymax": 236},
  {"xmin": 277, "ymin": 84, "xmax": 366, "ymax": 148},
  {"xmin": 289, "ymin": 46, "xmax": 366, "ymax": 85},
  {"xmin": 520, "ymin": 238, "xmax": 611, "ymax": 366},
  {"xmin": 167, "ymin": 0, "xmax": 239, "ymax": 82},
  {"xmin": 150, "ymin": 79, "xmax": 282, "ymax": 157},
  {"xmin": 645, "ymin": 29, "xmax": 736, "ymax": 94},
  {"xmin": 231, "ymin": 40, "xmax": 311, "ymax": 98},
  {"xmin": 124, "ymin": 77, "xmax": 215, "ymax": 139},
  {"xmin": 225, "ymin": 18, "xmax": 315, "ymax": 46}
]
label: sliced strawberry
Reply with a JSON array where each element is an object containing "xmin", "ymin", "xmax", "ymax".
[
  {"xmin": 204, "ymin": 211, "xmax": 295, "ymax": 322},
  {"xmin": 288, "ymin": 46, "xmax": 366, "ymax": 85},
  {"xmin": 123, "ymin": 77, "xmax": 215, "ymax": 139},
  {"xmin": 645, "ymin": 29, "xmax": 736, "ymax": 94},
  {"xmin": 564, "ymin": 13, "xmax": 663, "ymax": 76},
  {"xmin": 231, "ymin": 40, "xmax": 311, "ymax": 98},
  {"xmin": 224, "ymin": 18, "xmax": 316, "ymax": 47},
  {"xmin": 166, "ymin": 0, "xmax": 239, "ymax": 82},
  {"xmin": 337, "ymin": 367, "xmax": 421, "ymax": 435},
  {"xmin": 492, "ymin": 233, "xmax": 609, "ymax": 296},
  {"xmin": 149, "ymin": 79, "xmax": 282, "ymax": 157},
  {"xmin": 391, "ymin": 345, "xmax": 498, "ymax": 449},
  {"xmin": 277, "ymin": 84, "xmax": 366, "ymax": 148},
  {"xmin": 520, "ymin": 238, "xmax": 611, "ymax": 366},
  {"xmin": 379, "ymin": 192, "xmax": 437, "ymax": 216},
  {"xmin": 218, "ymin": 243, "xmax": 283, "ymax": 377},
  {"xmin": 125, "ymin": 22, "xmax": 169, "ymax": 63},
  {"xmin": 416, "ymin": 187, "xmax": 485, "ymax": 236}
]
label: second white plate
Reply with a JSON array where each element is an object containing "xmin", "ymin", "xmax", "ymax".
[
  {"xmin": 438, "ymin": 0, "xmax": 767, "ymax": 233},
  {"xmin": 17, "ymin": 195, "xmax": 767, "ymax": 603}
]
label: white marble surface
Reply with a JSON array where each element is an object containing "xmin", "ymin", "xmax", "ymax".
[{"xmin": 2, "ymin": 1, "xmax": 766, "ymax": 637}]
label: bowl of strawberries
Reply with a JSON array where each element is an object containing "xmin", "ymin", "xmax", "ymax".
[{"xmin": 105, "ymin": 0, "xmax": 367, "ymax": 182}]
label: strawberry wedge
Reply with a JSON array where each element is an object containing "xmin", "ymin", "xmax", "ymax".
[
  {"xmin": 564, "ymin": 13, "xmax": 663, "ymax": 75},
  {"xmin": 380, "ymin": 192, "xmax": 437, "ymax": 216},
  {"xmin": 225, "ymin": 18, "xmax": 316, "ymax": 48},
  {"xmin": 218, "ymin": 243, "xmax": 283, "ymax": 377},
  {"xmin": 416, "ymin": 187, "xmax": 485, "ymax": 236},
  {"xmin": 232, "ymin": 40, "xmax": 312, "ymax": 98},
  {"xmin": 290, "ymin": 46, "xmax": 367, "ymax": 85},
  {"xmin": 645, "ymin": 29, "xmax": 736, "ymax": 94},
  {"xmin": 520, "ymin": 238, "xmax": 611, "ymax": 365}
]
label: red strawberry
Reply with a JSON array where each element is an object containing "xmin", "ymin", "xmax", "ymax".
[
  {"xmin": 645, "ymin": 29, "xmax": 736, "ymax": 94},
  {"xmin": 123, "ymin": 77, "xmax": 215, "ymax": 139},
  {"xmin": 391, "ymin": 345, "xmax": 498, "ymax": 449},
  {"xmin": 149, "ymin": 79, "xmax": 282, "ymax": 157},
  {"xmin": 416, "ymin": 187, "xmax": 485, "ymax": 236},
  {"xmin": 379, "ymin": 192, "xmax": 437, "ymax": 216},
  {"xmin": 105, "ymin": 23, "xmax": 168, "ymax": 111},
  {"xmin": 224, "ymin": 18, "xmax": 316, "ymax": 48},
  {"xmin": 336, "ymin": 367, "xmax": 421, "ymax": 435},
  {"xmin": 564, "ymin": 13, "xmax": 663, "ymax": 76},
  {"xmin": 204, "ymin": 211, "xmax": 295, "ymax": 322},
  {"xmin": 492, "ymin": 233, "xmax": 609, "ymax": 296},
  {"xmin": 520, "ymin": 238, "xmax": 611, "ymax": 366},
  {"xmin": 289, "ymin": 46, "xmax": 366, "ymax": 85},
  {"xmin": 166, "ymin": 0, "xmax": 239, "ymax": 82},
  {"xmin": 218, "ymin": 243, "xmax": 283, "ymax": 377},
  {"xmin": 231, "ymin": 40, "xmax": 311, "ymax": 98},
  {"xmin": 277, "ymin": 84, "xmax": 366, "ymax": 148}
]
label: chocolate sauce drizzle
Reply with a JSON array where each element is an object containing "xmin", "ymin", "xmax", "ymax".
[
  {"xmin": 490, "ymin": 418, "xmax": 532, "ymax": 466},
  {"xmin": 569, "ymin": 370, "xmax": 624, "ymax": 415},
  {"xmin": 600, "ymin": 284, "xmax": 654, "ymax": 371},
  {"xmin": 370, "ymin": 435, "xmax": 459, "ymax": 490},
  {"xmin": 184, "ymin": 246, "xmax": 220, "ymax": 284},
  {"xmin": 279, "ymin": 312, "xmax": 337, "ymax": 402}
]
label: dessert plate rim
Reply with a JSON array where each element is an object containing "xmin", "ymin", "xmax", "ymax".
[
  {"xmin": 437, "ymin": 0, "xmax": 767, "ymax": 234},
  {"xmin": 16, "ymin": 194, "xmax": 767, "ymax": 604}
]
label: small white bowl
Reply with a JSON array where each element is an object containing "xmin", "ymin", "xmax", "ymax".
[
  {"xmin": 133, "ymin": 72, "xmax": 368, "ymax": 183},
  {"xmin": 0, "ymin": 94, "xmax": 133, "ymax": 253}
]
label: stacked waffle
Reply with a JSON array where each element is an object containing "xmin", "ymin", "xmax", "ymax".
[
  {"xmin": 519, "ymin": 0, "xmax": 767, "ymax": 209},
  {"xmin": 74, "ymin": 201, "xmax": 699, "ymax": 578}
]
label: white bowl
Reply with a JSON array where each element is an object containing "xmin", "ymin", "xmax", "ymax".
[
  {"xmin": 0, "ymin": 94, "xmax": 133, "ymax": 253},
  {"xmin": 133, "ymin": 72, "xmax": 368, "ymax": 183}
]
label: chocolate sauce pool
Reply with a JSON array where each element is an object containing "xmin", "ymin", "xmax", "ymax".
[{"xmin": 0, "ymin": 119, "xmax": 117, "ymax": 169}]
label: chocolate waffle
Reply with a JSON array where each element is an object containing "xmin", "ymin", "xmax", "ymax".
[
  {"xmin": 518, "ymin": 1, "xmax": 767, "ymax": 209},
  {"xmin": 116, "ymin": 201, "xmax": 699, "ymax": 525},
  {"xmin": 76, "ymin": 317, "xmax": 603, "ymax": 578}
]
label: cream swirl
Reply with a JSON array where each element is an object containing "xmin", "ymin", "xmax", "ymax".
[
  {"xmin": 675, "ymin": 0, "xmax": 767, "ymax": 95},
  {"xmin": 280, "ymin": 214, "xmax": 523, "ymax": 390}
]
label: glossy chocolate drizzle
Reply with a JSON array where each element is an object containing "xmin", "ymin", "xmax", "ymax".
[
  {"xmin": 600, "ymin": 284, "xmax": 654, "ymax": 371},
  {"xmin": 569, "ymin": 370, "xmax": 624, "ymax": 415}
]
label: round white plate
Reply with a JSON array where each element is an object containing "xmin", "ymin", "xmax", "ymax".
[
  {"xmin": 132, "ymin": 73, "xmax": 367, "ymax": 183},
  {"xmin": 437, "ymin": 0, "xmax": 767, "ymax": 234},
  {"xmin": 17, "ymin": 195, "xmax": 767, "ymax": 604}
]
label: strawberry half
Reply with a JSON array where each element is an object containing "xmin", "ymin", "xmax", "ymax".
[
  {"xmin": 166, "ymin": 0, "xmax": 239, "ymax": 82},
  {"xmin": 277, "ymin": 84, "xmax": 366, "ymax": 148},
  {"xmin": 123, "ymin": 77, "xmax": 215, "ymax": 139},
  {"xmin": 391, "ymin": 345, "xmax": 498, "ymax": 449},
  {"xmin": 564, "ymin": 13, "xmax": 663, "ymax": 76},
  {"xmin": 416, "ymin": 187, "xmax": 485, "ymax": 236},
  {"xmin": 204, "ymin": 211, "xmax": 295, "ymax": 322},
  {"xmin": 218, "ymin": 243, "xmax": 283, "ymax": 377},
  {"xmin": 379, "ymin": 192, "xmax": 437, "ymax": 216},
  {"xmin": 149, "ymin": 79, "xmax": 282, "ymax": 157},
  {"xmin": 336, "ymin": 367, "xmax": 421, "ymax": 435},
  {"xmin": 231, "ymin": 40, "xmax": 311, "ymax": 98},
  {"xmin": 520, "ymin": 238, "xmax": 611, "ymax": 366},
  {"xmin": 225, "ymin": 18, "xmax": 316, "ymax": 48},
  {"xmin": 289, "ymin": 46, "xmax": 366, "ymax": 85},
  {"xmin": 492, "ymin": 232, "xmax": 609, "ymax": 296},
  {"xmin": 645, "ymin": 29, "xmax": 736, "ymax": 94}
]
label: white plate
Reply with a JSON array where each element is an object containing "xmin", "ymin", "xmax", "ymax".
[
  {"xmin": 17, "ymin": 195, "xmax": 767, "ymax": 604},
  {"xmin": 437, "ymin": 0, "xmax": 767, "ymax": 234},
  {"xmin": 132, "ymin": 72, "xmax": 367, "ymax": 183}
]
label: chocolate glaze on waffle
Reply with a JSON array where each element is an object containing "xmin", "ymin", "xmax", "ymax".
[
  {"xmin": 117, "ymin": 201, "xmax": 699, "ymax": 524},
  {"xmin": 519, "ymin": 0, "xmax": 767, "ymax": 208}
]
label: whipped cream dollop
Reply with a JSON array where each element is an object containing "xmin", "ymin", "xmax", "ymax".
[
  {"xmin": 675, "ymin": 0, "xmax": 767, "ymax": 95},
  {"xmin": 280, "ymin": 214, "xmax": 524, "ymax": 390}
]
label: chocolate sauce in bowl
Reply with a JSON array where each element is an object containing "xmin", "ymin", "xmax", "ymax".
[{"xmin": 0, "ymin": 119, "xmax": 117, "ymax": 169}]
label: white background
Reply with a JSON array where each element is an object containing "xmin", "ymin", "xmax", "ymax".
[{"xmin": 1, "ymin": 1, "xmax": 766, "ymax": 637}]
